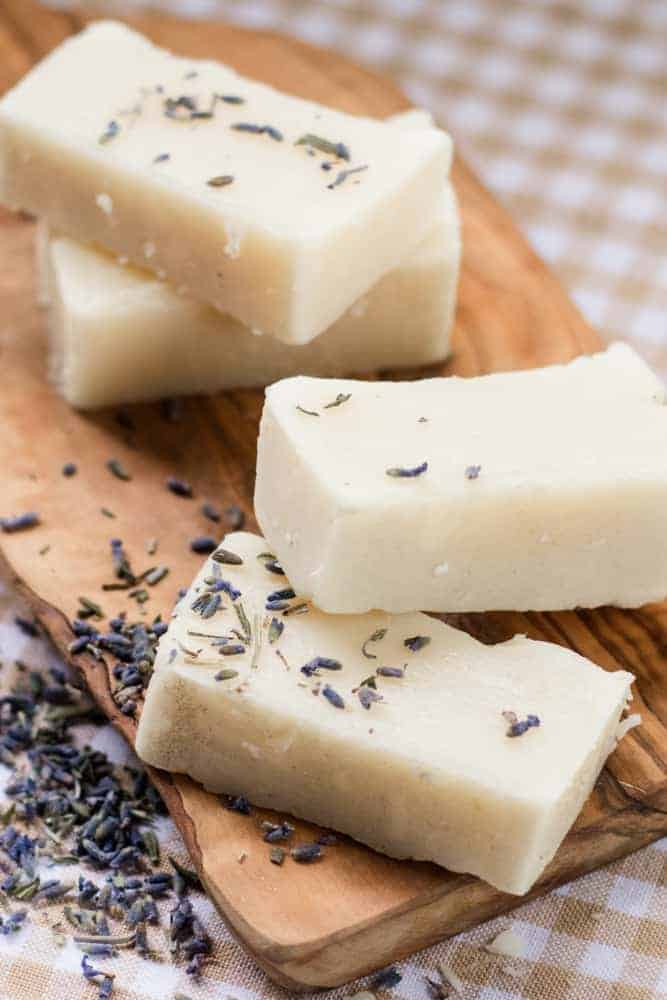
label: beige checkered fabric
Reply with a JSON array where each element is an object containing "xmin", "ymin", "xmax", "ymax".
[{"xmin": 3, "ymin": 1, "xmax": 666, "ymax": 997}]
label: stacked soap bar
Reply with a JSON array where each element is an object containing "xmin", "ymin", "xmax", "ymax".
[
  {"xmin": 0, "ymin": 21, "xmax": 459, "ymax": 403},
  {"xmin": 255, "ymin": 344, "xmax": 667, "ymax": 613},
  {"xmin": 38, "ymin": 177, "xmax": 459, "ymax": 406},
  {"xmin": 136, "ymin": 531, "xmax": 635, "ymax": 896}
]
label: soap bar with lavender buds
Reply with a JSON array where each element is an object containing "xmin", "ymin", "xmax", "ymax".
[
  {"xmin": 38, "ymin": 180, "xmax": 459, "ymax": 408},
  {"xmin": 0, "ymin": 21, "xmax": 451, "ymax": 345},
  {"xmin": 135, "ymin": 530, "xmax": 635, "ymax": 895},
  {"xmin": 255, "ymin": 344, "xmax": 667, "ymax": 613},
  {"xmin": 38, "ymin": 108, "xmax": 459, "ymax": 408}
]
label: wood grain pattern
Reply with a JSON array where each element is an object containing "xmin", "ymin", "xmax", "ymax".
[{"xmin": 0, "ymin": 1, "xmax": 665, "ymax": 990}]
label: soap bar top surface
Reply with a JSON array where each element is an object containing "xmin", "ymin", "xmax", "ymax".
[
  {"xmin": 255, "ymin": 344, "xmax": 667, "ymax": 612},
  {"xmin": 2, "ymin": 21, "xmax": 442, "ymax": 235},
  {"xmin": 136, "ymin": 531, "xmax": 634, "ymax": 894},
  {"xmin": 0, "ymin": 21, "xmax": 451, "ymax": 342}
]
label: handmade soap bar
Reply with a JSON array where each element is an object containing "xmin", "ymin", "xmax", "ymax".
[
  {"xmin": 135, "ymin": 531, "xmax": 635, "ymax": 895},
  {"xmin": 39, "ymin": 183, "xmax": 459, "ymax": 407},
  {"xmin": 0, "ymin": 21, "xmax": 451, "ymax": 344},
  {"xmin": 255, "ymin": 344, "xmax": 667, "ymax": 613}
]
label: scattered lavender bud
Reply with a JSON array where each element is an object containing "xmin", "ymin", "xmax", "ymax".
[
  {"xmin": 167, "ymin": 477, "xmax": 193, "ymax": 498},
  {"xmin": 14, "ymin": 617, "xmax": 39, "ymax": 638},
  {"xmin": 386, "ymin": 461, "xmax": 428, "ymax": 479},
  {"xmin": 224, "ymin": 505, "xmax": 245, "ymax": 530},
  {"xmin": 106, "ymin": 459, "xmax": 131, "ymax": 481},
  {"xmin": 190, "ymin": 537, "xmax": 217, "ymax": 555},
  {"xmin": 223, "ymin": 795, "xmax": 251, "ymax": 815},
  {"xmin": 301, "ymin": 657, "xmax": 342, "ymax": 677},
  {"xmin": 322, "ymin": 685, "xmax": 345, "ymax": 709},
  {"xmin": 202, "ymin": 502, "xmax": 221, "ymax": 523},
  {"xmin": 1, "ymin": 513, "xmax": 40, "ymax": 533},
  {"xmin": 290, "ymin": 843, "xmax": 322, "ymax": 863},
  {"xmin": 404, "ymin": 635, "xmax": 430, "ymax": 653},
  {"xmin": 373, "ymin": 967, "xmax": 402, "ymax": 989}
]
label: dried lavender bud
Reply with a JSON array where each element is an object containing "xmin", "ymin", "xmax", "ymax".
[
  {"xmin": 262, "ymin": 821, "xmax": 294, "ymax": 843},
  {"xmin": 269, "ymin": 846, "xmax": 285, "ymax": 865},
  {"xmin": 106, "ymin": 458, "xmax": 131, "ymax": 481},
  {"xmin": 211, "ymin": 579, "xmax": 241, "ymax": 601},
  {"xmin": 223, "ymin": 795, "xmax": 251, "ymax": 815},
  {"xmin": 358, "ymin": 687, "xmax": 383, "ymax": 710},
  {"xmin": 373, "ymin": 967, "xmax": 402, "ymax": 989},
  {"xmin": 503, "ymin": 710, "xmax": 541, "ymax": 738},
  {"xmin": 145, "ymin": 566, "xmax": 169, "ymax": 586},
  {"xmin": 214, "ymin": 669, "xmax": 239, "ymax": 681},
  {"xmin": 290, "ymin": 843, "xmax": 322, "ymax": 863},
  {"xmin": 224, "ymin": 505, "xmax": 245, "ymax": 530},
  {"xmin": 295, "ymin": 134, "xmax": 350, "ymax": 160},
  {"xmin": 322, "ymin": 685, "xmax": 345, "ymax": 709},
  {"xmin": 14, "ymin": 617, "xmax": 39, "ymax": 638},
  {"xmin": 323, "ymin": 392, "xmax": 352, "ymax": 409},
  {"xmin": 376, "ymin": 666, "xmax": 405, "ymax": 678},
  {"xmin": 267, "ymin": 588, "xmax": 295, "ymax": 602},
  {"xmin": 465, "ymin": 464, "xmax": 482, "ymax": 480},
  {"xmin": 316, "ymin": 832, "xmax": 338, "ymax": 846},
  {"xmin": 78, "ymin": 596, "xmax": 104, "ymax": 619},
  {"xmin": 99, "ymin": 120, "xmax": 120, "ymax": 144},
  {"xmin": 231, "ymin": 122, "xmax": 283, "ymax": 141},
  {"xmin": 164, "ymin": 94, "xmax": 198, "ymax": 119},
  {"xmin": 301, "ymin": 657, "xmax": 342, "ymax": 677},
  {"xmin": 203, "ymin": 503, "xmax": 222, "ymax": 524},
  {"xmin": 78, "ymin": 942, "xmax": 116, "ymax": 958},
  {"xmin": 1, "ymin": 512, "xmax": 40, "ymax": 533},
  {"xmin": 268, "ymin": 618, "xmax": 284, "ymax": 644},
  {"xmin": 166, "ymin": 477, "xmax": 193, "ymax": 498},
  {"xmin": 190, "ymin": 537, "xmax": 217, "ymax": 555},
  {"xmin": 404, "ymin": 635, "xmax": 430, "ymax": 653},
  {"xmin": 0, "ymin": 909, "xmax": 27, "ymax": 934},
  {"xmin": 62, "ymin": 462, "xmax": 78, "ymax": 477},
  {"xmin": 207, "ymin": 174, "xmax": 234, "ymax": 188},
  {"xmin": 386, "ymin": 461, "xmax": 428, "ymax": 478},
  {"xmin": 110, "ymin": 537, "xmax": 135, "ymax": 584}
]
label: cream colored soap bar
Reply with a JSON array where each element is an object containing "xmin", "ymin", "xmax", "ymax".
[
  {"xmin": 39, "ymin": 184, "xmax": 459, "ymax": 407},
  {"xmin": 0, "ymin": 21, "xmax": 451, "ymax": 345},
  {"xmin": 135, "ymin": 531, "xmax": 635, "ymax": 895},
  {"xmin": 255, "ymin": 345, "xmax": 667, "ymax": 613}
]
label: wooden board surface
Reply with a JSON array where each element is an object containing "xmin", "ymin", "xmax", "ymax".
[{"xmin": 0, "ymin": 0, "xmax": 665, "ymax": 991}]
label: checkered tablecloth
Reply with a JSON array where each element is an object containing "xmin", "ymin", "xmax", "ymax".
[{"xmin": 2, "ymin": 1, "xmax": 666, "ymax": 998}]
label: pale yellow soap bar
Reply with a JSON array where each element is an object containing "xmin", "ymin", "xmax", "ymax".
[
  {"xmin": 0, "ymin": 21, "xmax": 451, "ymax": 344},
  {"xmin": 136, "ymin": 531, "xmax": 635, "ymax": 896},
  {"xmin": 255, "ymin": 344, "xmax": 667, "ymax": 613},
  {"xmin": 39, "ymin": 182, "xmax": 459, "ymax": 407}
]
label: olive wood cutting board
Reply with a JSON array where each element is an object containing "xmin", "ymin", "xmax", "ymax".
[{"xmin": 0, "ymin": 0, "xmax": 665, "ymax": 991}]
